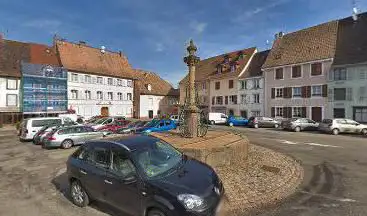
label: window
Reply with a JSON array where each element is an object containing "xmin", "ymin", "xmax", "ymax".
[
  {"xmin": 252, "ymin": 111, "xmax": 261, "ymax": 117},
  {"xmin": 97, "ymin": 91, "xmax": 103, "ymax": 100},
  {"xmin": 254, "ymin": 79, "xmax": 260, "ymax": 89},
  {"xmin": 275, "ymin": 107, "xmax": 284, "ymax": 117},
  {"xmin": 85, "ymin": 90, "xmax": 91, "ymax": 100},
  {"xmin": 241, "ymin": 94, "xmax": 246, "ymax": 104},
  {"xmin": 292, "ymin": 87, "xmax": 302, "ymax": 98},
  {"xmin": 334, "ymin": 108, "xmax": 345, "ymax": 118},
  {"xmin": 107, "ymin": 92, "xmax": 113, "ymax": 100},
  {"xmin": 111, "ymin": 149, "xmax": 135, "ymax": 177},
  {"xmin": 275, "ymin": 68, "xmax": 283, "ymax": 80},
  {"xmin": 217, "ymin": 65, "xmax": 222, "ymax": 74},
  {"xmin": 292, "ymin": 65, "xmax": 302, "ymax": 78},
  {"xmin": 84, "ymin": 75, "xmax": 91, "ymax": 83},
  {"xmin": 117, "ymin": 92, "xmax": 123, "ymax": 100},
  {"xmin": 240, "ymin": 81, "xmax": 247, "ymax": 90},
  {"xmin": 354, "ymin": 107, "xmax": 367, "ymax": 123},
  {"xmin": 292, "ymin": 107, "xmax": 303, "ymax": 117},
  {"xmin": 311, "ymin": 63, "xmax": 322, "ymax": 76},
  {"xmin": 359, "ymin": 70, "xmax": 366, "ymax": 80},
  {"xmin": 216, "ymin": 96, "xmax": 223, "ymax": 105},
  {"xmin": 215, "ymin": 82, "xmax": 220, "ymax": 90},
  {"xmin": 230, "ymin": 65, "xmax": 236, "ymax": 73},
  {"xmin": 229, "ymin": 80, "xmax": 234, "ymax": 89},
  {"xmin": 127, "ymin": 93, "xmax": 132, "ymax": 101},
  {"xmin": 6, "ymin": 94, "xmax": 17, "ymax": 106},
  {"xmin": 32, "ymin": 119, "xmax": 62, "ymax": 127},
  {"xmin": 334, "ymin": 88, "xmax": 346, "ymax": 101},
  {"xmin": 6, "ymin": 79, "xmax": 17, "ymax": 90},
  {"xmin": 108, "ymin": 78, "xmax": 113, "ymax": 85},
  {"xmin": 334, "ymin": 68, "xmax": 347, "ymax": 80},
  {"xmin": 275, "ymin": 88, "xmax": 283, "ymax": 98},
  {"xmin": 97, "ymin": 77, "xmax": 103, "ymax": 84},
  {"xmin": 253, "ymin": 94, "xmax": 260, "ymax": 103},
  {"xmin": 92, "ymin": 146, "xmax": 110, "ymax": 167},
  {"xmin": 72, "ymin": 73, "xmax": 79, "ymax": 82},
  {"xmin": 71, "ymin": 90, "xmax": 78, "ymax": 99},
  {"xmin": 229, "ymin": 95, "xmax": 237, "ymax": 104},
  {"xmin": 117, "ymin": 79, "xmax": 122, "ymax": 86},
  {"xmin": 127, "ymin": 80, "xmax": 132, "ymax": 87},
  {"xmin": 312, "ymin": 85, "xmax": 322, "ymax": 97},
  {"xmin": 360, "ymin": 87, "xmax": 366, "ymax": 101}
]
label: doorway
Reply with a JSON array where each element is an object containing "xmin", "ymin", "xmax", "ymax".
[
  {"xmin": 148, "ymin": 110, "xmax": 154, "ymax": 119},
  {"xmin": 311, "ymin": 107, "xmax": 322, "ymax": 122},
  {"xmin": 101, "ymin": 107, "xmax": 109, "ymax": 117}
]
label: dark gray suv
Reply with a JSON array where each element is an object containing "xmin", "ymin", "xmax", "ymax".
[{"xmin": 248, "ymin": 117, "xmax": 281, "ymax": 128}]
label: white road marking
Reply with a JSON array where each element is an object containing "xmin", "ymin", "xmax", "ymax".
[
  {"xmin": 278, "ymin": 140, "xmax": 298, "ymax": 145},
  {"xmin": 304, "ymin": 142, "xmax": 342, "ymax": 148},
  {"xmin": 339, "ymin": 198, "xmax": 357, "ymax": 202}
]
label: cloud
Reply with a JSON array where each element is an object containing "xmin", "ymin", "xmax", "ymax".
[
  {"xmin": 155, "ymin": 43, "xmax": 164, "ymax": 52},
  {"xmin": 190, "ymin": 21, "xmax": 207, "ymax": 34}
]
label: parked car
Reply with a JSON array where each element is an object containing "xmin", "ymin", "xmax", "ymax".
[
  {"xmin": 97, "ymin": 120, "xmax": 131, "ymax": 133},
  {"xmin": 66, "ymin": 135, "xmax": 224, "ymax": 216},
  {"xmin": 42, "ymin": 125, "xmax": 106, "ymax": 149},
  {"xmin": 89, "ymin": 117, "xmax": 126, "ymax": 130},
  {"xmin": 248, "ymin": 117, "xmax": 281, "ymax": 128},
  {"xmin": 85, "ymin": 115, "xmax": 104, "ymax": 123},
  {"xmin": 19, "ymin": 117, "xmax": 76, "ymax": 141},
  {"xmin": 282, "ymin": 118, "xmax": 319, "ymax": 132},
  {"xmin": 116, "ymin": 121, "xmax": 150, "ymax": 134},
  {"xmin": 318, "ymin": 118, "xmax": 367, "ymax": 135},
  {"xmin": 226, "ymin": 116, "xmax": 248, "ymax": 127},
  {"xmin": 208, "ymin": 112, "xmax": 227, "ymax": 125},
  {"xmin": 136, "ymin": 119, "xmax": 177, "ymax": 134},
  {"xmin": 33, "ymin": 121, "xmax": 79, "ymax": 145}
]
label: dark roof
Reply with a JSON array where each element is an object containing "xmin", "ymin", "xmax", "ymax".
[
  {"xmin": 56, "ymin": 40, "xmax": 135, "ymax": 79},
  {"xmin": 0, "ymin": 39, "xmax": 30, "ymax": 78},
  {"xmin": 263, "ymin": 21, "xmax": 338, "ymax": 68},
  {"xmin": 240, "ymin": 50, "xmax": 269, "ymax": 79},
  {"xmin": 134, "ymin": 69, "xmax": 179, "ymax": 96},
  {"xmin": 333, "ymin": 12, "xmax": 367, "ymax": 66},
  {"xmin": 179, "ymin": 47, "xmax": 256, "ymax": 84}
]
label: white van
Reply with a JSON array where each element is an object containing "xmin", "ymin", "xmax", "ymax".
[
  {"xmin": 19, "ymin": 117, "xmax": 75, "ymax": 141},
  {"xmin": 208, "ymin": 112, "xmax": 228, "ymax": 125}
]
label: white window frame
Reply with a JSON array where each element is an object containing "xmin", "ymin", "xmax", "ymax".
[
  {"xmin": 127, "ymin": 93, "xmax": 132, "ymax": 101},
  {"xmin": 310, "ymin": 62, "xmax": 323, "ymax": 77},
  {"xmin": 84, "ymin": 90, "xmax": 91, "ymax": 100},
  {"xmin": 274, "ymin": 68, "xmax": 284, "ymax": 80},
  {"xmin": 291, "ymin": 65, "xmax": 303, "ymax": 79},
  {"xmin": 253, "ymin": 94, "xmax": 260, "ymax": 104},
  {"xmin": 6, "ymin": 94, "xmax": 17, "ymax": 106},
  {"xmin": 72, "ymin": 73, "xmax": 79, "ymax": 82},
  {"xmin": 333, "ymin": 68, "xmax": 347, "ymax": 81},
  {"xmin": 107, "ymin": 92, "xmax": 113, "ymax": 100},
  {"xmin": 107, "ymin": 78, "xmax": 113, "ymax": 86},
  {"xmin": 6, "ymin": 79, "xmax": 18, "ymax": 90},
  {"xmin": 97, "ymin": 91, "xmax": 103, "ymax": 100},
  {"xmin": 311, "ymin": 85, "xmax": 323, "ymax": 97},
  {"xmin": 117, "ymin": 79, "xmax": 122, "ymax": 86},
  {"xmin": 275, "ymin": 87, "xmax": 283, "ymax": 98},
  {"xmin": 84, "ymin": 75, "xmax": 91, "ymax": 83},
  {"xmin": 292, "ymin": 87, "xmax": 302, "ymax": 98},
  {"xmin": 71, "ymin": 90, "xmax": 78, "ymax": 99},
  {"xmin": 275, "ymin": 107, "xmax": 284, "ymax": 117},
  {"xmin": 97, "ymin": 77, "xmax": 103, "ymax": 84},
  {"xmin": 292, "ymin": 107, "xmax": 303, "ymax": 118},
  {"xmin": 253, "ymin": 79, "xmax": 260, "ymax": 89},
  {"xmin": 127, "ymin": 80, "xmax": 132, "ymax": 87},
  {"xmin": 240, "ymin": 94, "xmax": 247, "ymax": 104}
]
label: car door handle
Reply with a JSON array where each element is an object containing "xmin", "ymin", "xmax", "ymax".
[
  {"xmin": 104, "ymin": 179, "xmax": 113, "ymax": 185},
  {"xmin": 79, "ymin": 169, "xmax": 87, "ymax": 175}
]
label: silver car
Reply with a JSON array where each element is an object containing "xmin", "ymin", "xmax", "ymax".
[
  {"xmin": 43, "ymin": 126, "xmax": 106, "ymax": 149},
  {"xmin": 319, "ymin": 118, "xmax": 367, "ymax": 135},
  {"xmin": 282, "ymin": 118, "xmax": 319, "ymax": 132}
]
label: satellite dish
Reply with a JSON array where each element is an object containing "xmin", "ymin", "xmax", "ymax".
[{"xmin": 100, "ymin": 46, "xmax": 106, "ymax": 53}]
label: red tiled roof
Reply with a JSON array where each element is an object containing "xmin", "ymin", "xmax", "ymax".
[
  {"xmin": 134, "ymin": 69, "xmax": 179, "ymax": 96},
  {"xmin": 263, "ymin": 21, "xmax": 338, "ymax": 68},
  {"xmin": 56, "ymin": 40, "xmax": 135, "ymax": 79},
  {"xmin": 0, "ymin": 39, "xmax": 30, "ymax": 78},
  {"xmin": 29, "ymin": 43, "xmax": 60, "ymax": 66},
  {"xmin": 179, "ymin": 47, "xmax": 256, "ymax": 84}
]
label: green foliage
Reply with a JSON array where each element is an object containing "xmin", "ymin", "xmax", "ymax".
[{"xmin": 15, "ymin": 121, "xmax": 21, "ymax": 130}]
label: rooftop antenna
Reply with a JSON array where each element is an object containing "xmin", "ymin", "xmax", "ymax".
[{"xmin": 352, "ymin": 0, "xmax": 359, "ymax": 21}]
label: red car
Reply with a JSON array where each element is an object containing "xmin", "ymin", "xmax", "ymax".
[{"xmin": 97, "ymin": 120, "xmax": 131, "ymax": 133}]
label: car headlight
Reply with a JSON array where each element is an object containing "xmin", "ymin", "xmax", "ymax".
[{"xmin": 177, "ymin": 194, "xmax": 205, "ymax": 211}]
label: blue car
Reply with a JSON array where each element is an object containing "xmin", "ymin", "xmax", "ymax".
[
  {"xmin": 136, "ymin": 119, "xmax": 177, "ymax": 133},
  {"xmin": 227, "ymin": 116, "xmax": 249, "ymax": 126}
]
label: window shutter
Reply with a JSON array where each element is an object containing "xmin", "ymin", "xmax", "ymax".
[
  {"xmin": 288, "ymin": 87, "xmax": 293, "ymax": 98},
  {"xmin": 301, "ymin": 107, "xmax": 307, "ymax": 118},
  {"xmin": 271, "ymin": 107, "xmax": 275, "ymax": 117},
  {"xmin": 287, "ymin": 107, "xmax": 292, "ymax": 118},
  {"xmin": 347, "ymin": 88, "xmax": 353, "ymax": 101},
  {"xmin": 328, "ymin": 70, "xmax": 334, "ymax": 81},
  {"xmin": 322, "ymin": 85, "xmax": 328, "ymax": 97},
  {"xmin": 271, "ymin": 88, "xmax": 275, "ymax": 99},
  {"xmin": 328, "ymin": 89, "xmax": 334, "ymax": 102},
  {"xmin": 225, "ymin": 96, "xmax": 228, "ymax": 105},
  {"xmin": 306, "ymin": 86, "xmax": 311, "ymax": 98},
  {"xmin": 283, "ymin": 107, "xmax": 288, "ymax": 118},
  {"xmin": 302, "ymin": 86, "xmax": 307, "ymax": 98},
  {"xmin": 234, "ymin": 95, "xmax": 237, "ymax": 104}
]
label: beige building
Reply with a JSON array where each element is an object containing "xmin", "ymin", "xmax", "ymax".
[
  {"xmin": 179, "ymin": 47, "xmax": 257, "ymax": 116},
  {"xmin": 262, "ymin": 21, "xmax": 338, "ymax": 121}
]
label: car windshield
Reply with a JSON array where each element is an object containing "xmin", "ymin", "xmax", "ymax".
[
  {"xmin": 94, "ymin": 118, "xmax": 107, "ymax": 124},
  {"xmin": 145, "ymin": 120, "xmax": 159, "ymax": 127},
  {"xmin": 131, "ymin": 140, "xmax": 183, "ymax": 179},
  {"xmin": 322, "ymin": 119, "xmax": 333, "ymax": 124}
]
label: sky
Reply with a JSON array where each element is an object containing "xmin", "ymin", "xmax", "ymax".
[{"xmin": 0, "ymin": 0, "xmax": 366, "ymax": 87}]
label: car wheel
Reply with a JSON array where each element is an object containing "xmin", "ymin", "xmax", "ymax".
[
  {"xmin": 361, "ymin": 128, "xmax": 367, "ymax": 135},
  {"xmin": 274, "ymin": 124, "xmax": 279, "ymax": 129},
  {"xmin": 332, "ymin": 128, "xmax": 339, "ymax": 135},
  {"xmin": 229, "ymin": 122, "xmax": 234, "ymax": 127},
  {"xmin": 61, "ymin": 139, "xmax": 74, "ymax": 149},
  {"xmin": 254, "ymin": 124, "xmax": 259, "ymax": 129},
  {"xmin": 70, "ymin": 180, "xmax": 89, "ymax": 207},
  {"xmin": 148, "ymin": 209, "xmax": 166, "ymax": 216},
  {"xmin": 294, "ymin": 126, "xmax": 301, "ymax": 132},
  {"xmin": 210, "ymin": 121, "xmax": 215, "ymax": 125}
]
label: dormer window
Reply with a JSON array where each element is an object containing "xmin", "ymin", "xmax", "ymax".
[
  {"xmin": 224, "ymin": 55, "xmax": 230, "ymax": 63},
  {"xmin": 147, "ymin": 84, "xmax": 152, "ymax": 91},
  {"xmin": 217, "ymin": 65, "xmax": 222, "ymax": 74},
  {"xmin": 230, "ymin": 65, "xmax": 236, "ymax": 73}
]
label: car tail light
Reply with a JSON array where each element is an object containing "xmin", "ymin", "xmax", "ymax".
[{"xmin": 48, "ymin": 136, "xmax": 56, "ymax": 141}]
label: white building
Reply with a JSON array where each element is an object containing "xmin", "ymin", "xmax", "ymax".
[
  {"xmin": 134, "ymin": 70, "xmax": 179, "ymax": 119},
  {"xmin": 56, "ymin": 40, "xmax": 135, "ymax": 119},
  {"xmin": 238, "ymin": 50, "xmax": 269, "ymax": 118}
]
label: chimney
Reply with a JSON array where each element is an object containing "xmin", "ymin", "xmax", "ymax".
[
  {"xmin": 119, "ymin": 51, "xmax": 122, "ymax": 57},
  {"xmin": 79, "ymin": 41, "xmax": 86, "ymax": 45}
]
